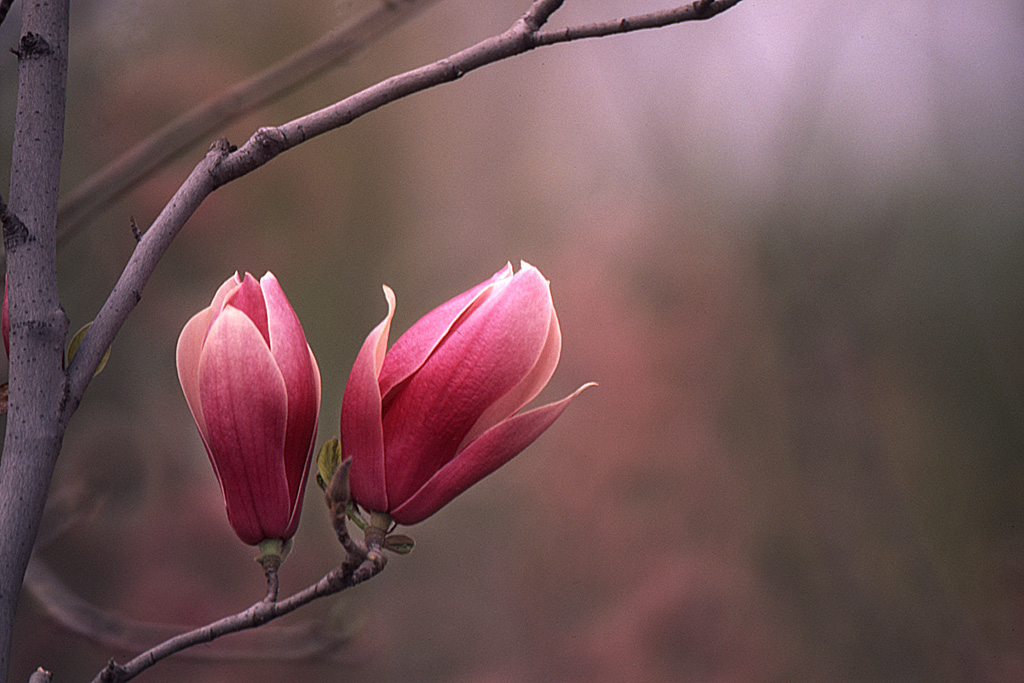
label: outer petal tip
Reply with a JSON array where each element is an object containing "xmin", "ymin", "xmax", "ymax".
[
  {"xmin": 390, "ymin": 380, "xmax": 595, "ymax": 525},
  {"xmin": 342, "ymin": 284, "xmax": 397, "ymax": 513}
]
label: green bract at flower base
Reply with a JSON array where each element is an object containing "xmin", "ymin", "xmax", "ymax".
[{"xmin": 256, "ymin": 538, "xmax": 291, "ymax": 571}]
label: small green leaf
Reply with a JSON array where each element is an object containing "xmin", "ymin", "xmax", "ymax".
[
  {"xmin": 346, "ymin": 502, "xmax": 367, "ymax": 530},
  {"xmin": 315, "ymin": 438, "xmax": 342, "ymax": 492},
  {"xmin": 384, "ymin": 533, "xmax": 414, "ymax": 555},
  {"xmin": 67, "ymin": 322, "xmax": 110, "ymax": 375}
]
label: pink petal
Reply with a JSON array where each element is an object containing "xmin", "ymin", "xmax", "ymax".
[
  {"xmin": 342, "ymin": 285, "xmax": 396, "ymax": 513},
  {"xmin": 223, "ymin": 273, "xmax": 270, "ymax": 347},
  {"xmin": 283, "ymin": 344, "xmax": 322, "ymax": 539},
  {"xmin": 260, "ymin": 273, "xmax": 320, "ymax": 508},
  {"xmin": 391, "ymin": 383, "xmax": 595, "ymax": 525},
  {"xmin": 177, "ymin": 274, "xmax": 245, "ymax": 456},
  {"xmin": 458, "ymin": 266, "xmax": 561, "ymax": 449},
  {"xmin": 176, "ymin": 308, "xmax": 216, "ymax": 445},
  {"xmin": 208, "ymin": 273, "xmax": 243, "ymax": 316},
  {"xmin": 377, "ymin": 263, "xmax": 512, "ymax": 398},
  {"xmin": 380, "ymin": 267, "xmax": 555, "ymax": 507},
  {"xmin": 199, "ymin": 306, "xmax": 290, "ymax": 544}
]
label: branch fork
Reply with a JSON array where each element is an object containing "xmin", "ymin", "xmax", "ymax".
[{"xmin": 93, "ymin": 521, "xmax": 387, "ymax": 683}]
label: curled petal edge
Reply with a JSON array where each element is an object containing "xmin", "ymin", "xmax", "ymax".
[
  {"xmin": 378, "ymin": 263, "xmax": 513, "ymax": 398},
  {"xmin": 390, "ymin": 382, "xmax": 596, "ymax": 525},
  {"xmin": 282, "ymin": 344, "xmax": 322, "ymax": 540},
  {"xmin": 175, "ymin": 273, "xmax": 245, "ymax": 441},
  {"xmin": 343, "ymin": 285, "xmax": 396, "ymax": 513}
]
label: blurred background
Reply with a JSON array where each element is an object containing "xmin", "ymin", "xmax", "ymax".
[{"xmin": 2, "ymin": 0, "xmax": 1022, "ymax": 681}]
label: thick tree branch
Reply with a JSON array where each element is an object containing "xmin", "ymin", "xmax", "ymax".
[
  {"xmin": 0, "ymin": 0, "xmax": 71, "ymax": 679},
  {"xmin": 92, "ymin": 543, "xmax": 387, "ymax": 683},
  {"xmin": 63, "ymin": 0, "xmax": 745, "ymax": 411},
  {"xmin": 53, "ymin": 0, "xmax": 441, "ymax": 249}
]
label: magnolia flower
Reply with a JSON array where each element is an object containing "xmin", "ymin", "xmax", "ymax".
[
  {"xmin": 177, "ymin": 272, "xmax": 321, "ymax": 545},
  {"xmin": 341, "ymin": 262, "xmax": 591, "ymax": 525}
]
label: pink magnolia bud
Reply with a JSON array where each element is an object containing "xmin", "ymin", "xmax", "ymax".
[
  {"xmin": 342, "ymin": 262, "xmax": 591, "ymax": 525},
  {"xmin": 176, "ymin": 272, "xmax": 321, "ymax": 545}
]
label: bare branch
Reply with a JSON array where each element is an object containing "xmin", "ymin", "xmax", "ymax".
[
  {"xmin": 24, "ymin": 559, "xmax": 367, "ymax": 664},
  {"xmin": 262, "ymin": 565, "xmax": 280, "ymax": 604},
  {"xmin": 0, "ymin": 0, "xmax": 71, "ymax": 676},
  {"xmin": 92, "ymin": 545, "xmax": 388, "ymax": 683},
  {"xmin": 63, "ymin": 0, "xmax": 745, "ymax": 416},
  {"xmin": 521, "ymin": 0, "xmax": 565, "ymax": 32},
  {"xmin": 534, "ymin": 0, "xmax": 745, "ymax": 45},
  {"xmin": 62, "ymin": 137, "xmax": 227, "ymax": 419},
  {"xmin": 52, "ymin": 0, "xmax": 441, "ymax": 248}
]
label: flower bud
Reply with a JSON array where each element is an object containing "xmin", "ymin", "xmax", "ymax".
[
  {"xmin": 341, "ymin": 262, "xmax": 591, "ymax": 525},
  {"xmin": 176, "ymin": 272, "xmax": 321, "ymax": 545}
]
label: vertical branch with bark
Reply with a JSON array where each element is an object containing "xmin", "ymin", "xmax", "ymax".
[{"xmin": 0, "ymin": 1, "xmax": 71, "ymax": 679}]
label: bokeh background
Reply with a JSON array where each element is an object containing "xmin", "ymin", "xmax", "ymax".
[{"xmin": 2, "ymin": 0, "xmax": 1022, "ymax": 681}]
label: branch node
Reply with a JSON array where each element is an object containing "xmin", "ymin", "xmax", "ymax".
[
  {"xmin": 202, "ymin": 137, "xmax": 237, "ymax": 184},
  {"xmin": 99, "ymin": 659, "xmax": 127, "ymax": 683},
  {"xmin": 694, "ymin": 0, "xmax": 716, "ymax": 17},
  {"xmin": 14, "ymin": 32, "xmax": 52, "ymax": 60},
  {"xmin": 521, "ymin": 0, "xmax": 565, "ymax": 33},
  {"xmin": 253, "ymin": 127, "xmax": 288, "ymax": 155},
  {"xmin": 129, "ymin": 215, "xmax": 142, "ymax": 242},
  {"xmin": 0, "ymin": 195, "xmax": 30, "ymax": 252},
  {"xmin": 208, "ymin": 137, "xmax": 234, "ymax": 155}
]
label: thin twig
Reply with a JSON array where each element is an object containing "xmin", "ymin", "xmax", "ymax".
[
  {"xmin": 262, "ymin": 565, "xmax": 280, "ymax": 604},
  {"xmin": 52, "ymin": 0, "xmax": 440, "ymax": 249},
  {"xmin": 521, "ymin": 0, "xmax": 565, "ymax": 31},
  {"xmin": 534, "ymin": 0, "xmax": 744, "ymax": 45},
  {"xmin": 27, "ymin": 491, "xmax": 367, "ymax": 663},
  {"xmin": 128, "ymin": 215, "xmax": 141, "ymax": 242},
  {"xmin": 24, "ymin": 559, "xmax": 365, "ymax": 663},
  {"xmin": 92, "ymin": 545, "xmax": 387, "ymax": 683},
  {"xmin": 63, "ymin": 0, "xmax": 747, "ymax": 440}
]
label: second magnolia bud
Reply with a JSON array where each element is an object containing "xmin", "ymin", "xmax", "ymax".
[{"xmin": 341, "ymin": 261, "xmax": 592, "ymax": 526}]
